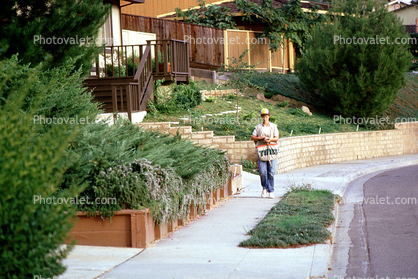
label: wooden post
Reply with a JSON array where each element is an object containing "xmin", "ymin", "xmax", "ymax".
[
  {"xmin": 280, "ymin": 37, "xmax": 284, "ymax": 73},
  {"xmin": 289, "ymin": 40, "xmax": 294, "ymax": 72},
  {"xmin": 147, "ymin": 44, "xmax": 152, "ymax": 77},
  {"xmin": 186, "ymin": 41, "xmax": 191, "ymax": 82},
  {"xmin": 127, "ymin": 84, "xmax": 132, "ymax": 122},
  {"xmin": 172, "ymin": 40, "xmax": 177, "ymax": 81},
  {"xmin": 154, "ymin": 41, "xmax": 159, "ymax": 74},
  {"xmin": 119, "ymin": 86, "xmax": 123, "ymax": 112},
  {"xmin": 247, "ymin": 31, "xmax": 251, "ymax": 68},
  {"xmin": 163, "ymin": 41, "xmax": 168, "ymax": 74},
  {"xmin": 224, "ymin": 30, "xmax": 228, "ymax": 67},
  {"xmin": 117, "ymin": 46, "xmax": 121, "ymax": 77},
  {"xmin": 111, "ymin": 46, "xmax": 114, "ymax": 77},
  {"xmin": 125, "ymin": 45, "xmax": 128, "ymax": 76},
  {"xmin": 95, "ymin": 56, "xmax": 100, "ymax": 77},
  {"xmin": 112, "ymin": 85, "xmax": 117, "ymax": 123},
  {"xmin": 268, "ymin": 43, "xmax": 272, "ymax": 73}
]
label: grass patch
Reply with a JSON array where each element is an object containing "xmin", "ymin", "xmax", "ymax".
[
  {"xmin": 385, "ymin": 72, "xmax": 418, "ymax": 121},
  {"xmin": 239, "ymin": 185, "xmax": 336, "ymax": 248},
  {"xmin": 144, "ymin": 72, "xmax": 417, "ymax": 141},
  {"xmin": 195, "ymin": 80, "xmax": 236, "ymax": 91},
  {"xmin": 145, "ymin": 91, "xmax": 365, "ymax": 141},
  {"xmin": 249, "ymin": 72, "xmax": 323, "ymax": 107}
]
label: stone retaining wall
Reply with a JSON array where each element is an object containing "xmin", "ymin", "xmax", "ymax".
[
  {"xmin": 136, "ymin": 122, "xmax": 418, "ymax": 173},
  {"xmin": 200, "ymin": 89, "xmax": 238, "ymax": 98}
]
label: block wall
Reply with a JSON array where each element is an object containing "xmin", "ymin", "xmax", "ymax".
[
  {"xmin": 137, "ymin": 122, "xmax": 418, "ymax": 174},
  {"xmin": 395, "ymin": 122, "xmax": 418, "ymax": 154},
  {"xmin": 201, "ymin": 89, "xmax": 238, "ymax": 98}
]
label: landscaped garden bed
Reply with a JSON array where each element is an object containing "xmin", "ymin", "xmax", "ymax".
[
  {"xmin": 67, "ymin": 170, "xmax": 243, "ymax": 248},
  {"xmin": 239, "ymin": 185, "xmax": 337, "ymax": 248},
  {"xmin": 145, "ymin": 72, "xmax": 418, "ymax": 142}
]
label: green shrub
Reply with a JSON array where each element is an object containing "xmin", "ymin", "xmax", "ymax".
[
  {"xmin": 60, "ymin": 120, "xmax": 230, "ymax": 223},
  {"xmin": 0, "ymin": 59, "xmax": 82, "ymax": 278},
  {"xmin": 296, "ymin": 0, "xmax": 412, "ymax": 118},
  {"xmin": 243, "ymin": 111, "xmax": 256, "ymax": 120},
  {"xmin": 151, "ymin": 80, "xmax": 202, "ymax": 114},
  {"xmin": 241, "ymin": 158, "xmax": 258, "ymax": 175},
  {"xmin": 106, "ymin": 63, "xmax": 127, "ymax": 77},
  {"xmin": 105, "ymin": 55, "xmax": 141, "ymax": 77},
  {"xmin": 0, "ymin": 56, "xmax": 101, "ymax": 135},
  {"xmin": 277, "ymin": 100, "xmax": 289, "ymax": 108},
  {"xmin": 290, "ymin": 108, "xmax": 309, "ymax": 117},
  {"xmin": 225, "ymin": 93, "xmax": 237, "ymax": 100},
  {"xmin": 0, "ymin": 0, "xmax": 110, "ymax": 75},
  {"xmin": 205, "ymin": 96, "xmax": 217, "ymax": 102},
  {"xmin": 171, "ymin": 81, "xmax": 202, "ymax": 110}
]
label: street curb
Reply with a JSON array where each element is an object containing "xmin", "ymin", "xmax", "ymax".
[
  {"xmin": 324, "ymin": 156, "xmax": 418, "ymax": 277},
  {"xmin": 339, "ymin": 157, "xmax": 418, "ymax": 184}
]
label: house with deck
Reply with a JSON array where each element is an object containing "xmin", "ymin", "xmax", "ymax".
[
  {"xmin": 86, "ymin": 0, "xmax": 191, "ymax": 122},
  {"xmin": 386, "ymin": 0, "xmax": 418, "ymax": 33},
  {"xmin": 87, "ymin": 0, "xmax": 330, "ymax": 121}
]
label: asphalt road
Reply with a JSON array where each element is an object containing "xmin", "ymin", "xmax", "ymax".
[
  {"xmin": 360, "ymin": 165, "xmax": 418, "ymax": 278},
  {"xmin": 329, "ymin": 165, "xmax": 418, "ymax": 279}
]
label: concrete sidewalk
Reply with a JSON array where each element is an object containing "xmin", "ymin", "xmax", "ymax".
[{"xmin": 59, "ymin": 154, "xmax": 418, "ymax": 279}]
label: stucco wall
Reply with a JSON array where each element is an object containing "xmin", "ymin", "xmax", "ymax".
[{"xmin": 393, "ymin": 6, "xmax": 418, "ymax": 25}]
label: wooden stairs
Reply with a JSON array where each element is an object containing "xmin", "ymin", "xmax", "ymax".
[{"xmin": 84, "ymin": 40, "xmax": 190, "ymax": 121}]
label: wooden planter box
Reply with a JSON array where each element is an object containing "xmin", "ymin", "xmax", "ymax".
[
  {"xmin": 67, "ymin": 175, "xmax": 240, "ymax": 248},
  {"xmin": 68, "ymin": 209, "xmax": 155, "ymax": 248}
]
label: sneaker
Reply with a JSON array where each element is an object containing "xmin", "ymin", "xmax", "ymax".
[
  {"xmin": 261, "ymin": 189, "xmax": 267, "ymax": 198},
  {"xmin": 269, "ymin": 193, "xmax": 275, "ymax": 199}
]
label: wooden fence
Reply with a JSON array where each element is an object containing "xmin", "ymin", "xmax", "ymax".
[
  {"xmin": 122, "ymin": 14, "xmax": 224, "ymax": 68},
  {"xmin": 224, "ymin": 29, "xmax": 295, "ymax": 72},
  {"xmin": 121, "ymin": 14, "xmax": 296, "ymax": 72}
]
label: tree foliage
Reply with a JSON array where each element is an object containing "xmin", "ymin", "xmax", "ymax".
[
  {"xmin": 296, "ymin": 0, "xmax": 412, "ymax": 118},
  {"xmin": 175, "ymin": 0, "xmax": 236, "ymax": 29},
  {"xmin": 235, "ymin": 0, "xmax": 326, "ymax": 56},
  {"xmin": 0, "ymin": 0, "xmax": 110, "ymax": 75},
  {"xmin": 0, "ymin": 58, "xmax": 82, "ymax": 279}
]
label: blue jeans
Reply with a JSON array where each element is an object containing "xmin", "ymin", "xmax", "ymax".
[{"xmin": 258, "ymin": 157, "xmax": 275, "ymax": 193}]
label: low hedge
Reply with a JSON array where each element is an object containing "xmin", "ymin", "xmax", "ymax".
[{"xmin": 60, "ymin": 121, "xmax": 230, "ymax": 223}]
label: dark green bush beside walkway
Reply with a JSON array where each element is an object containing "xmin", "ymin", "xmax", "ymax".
[
  {"xmin": 240, "ymin": 186, "xmax": 336, "ymax": 248},
  {"xmin": 0, "ymin": 59, "xmax": 82, "ymax": 279},
  {"xmin": 60, "ymin": 121, "xmax": 230, "ymax": 224}
]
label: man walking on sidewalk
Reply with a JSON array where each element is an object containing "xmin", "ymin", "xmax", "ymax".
[{"xmin": 250, "ymin": 108, "xmax": 279, "ymax": 199}]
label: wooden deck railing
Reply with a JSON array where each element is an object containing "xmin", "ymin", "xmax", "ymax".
[
  {"xmin": 94, "ymin": 44, "xmax": 147, "ymax": 78},
  {"xmin": 112, "ymin": 44, "xmax": 153, "ymax": 122},
  {"xmin": 146, "ymin": 39, "xmax": 190, "ymax": 79},
  {"xmin": 92, "ymin": 40, "xmax": 190, "ymax": 79},
  {"xmin": 90, "ymin": 39, "xmax": 190, "ymax": 122},
  {"xmin": 122, "ymin": 14, "xmax": 224, "ymax": 68}
]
